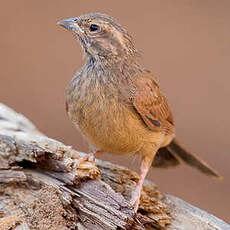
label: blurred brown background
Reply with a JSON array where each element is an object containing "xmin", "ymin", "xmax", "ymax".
[{"xmin": 1, "ymin": 0, "xmax": 229, "ymax": 223}]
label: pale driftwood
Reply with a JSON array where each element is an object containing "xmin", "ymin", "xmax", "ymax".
[{"xmin": 0, "ymin": 103, "xmax": 229, "ymax": 230}]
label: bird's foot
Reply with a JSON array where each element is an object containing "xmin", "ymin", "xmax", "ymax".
[
  {"xmin": 77, "ymin": 155, "xmax": 94, "ymax": 167},
  {"xmin": 130, "ymin": 187, "xmax": 142, "ymax": 212}
]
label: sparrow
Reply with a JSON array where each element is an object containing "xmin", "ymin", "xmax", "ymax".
[{"xmin": 58, "ymin": 13, "xmax": 221, "ymax": 211}]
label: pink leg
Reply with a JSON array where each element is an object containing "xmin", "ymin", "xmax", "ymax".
[
  {"xmin": 83, "ymin": 150, "xmax": 102, "ymax": 161},
  {"xmin": 130, "ymin": 155, "xmax": 153, "ymax": 211}
]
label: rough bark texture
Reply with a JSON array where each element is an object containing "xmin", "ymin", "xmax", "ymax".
[{"xmin": 0, "ymin": 103, "xmax": 229, "ymax": 230}]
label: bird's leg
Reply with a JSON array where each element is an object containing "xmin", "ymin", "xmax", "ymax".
[
  {"xmin": 86, "ymin": 150, "xmax": 102, "ymax": 161},
  {"xmin": 130, "ymin": 154, "xmax": 154, "ymax": 211}
]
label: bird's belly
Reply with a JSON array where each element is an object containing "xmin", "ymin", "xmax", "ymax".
[{"xmin": 72, "ymin": 101, "xmax": 144, "ymax": 155}]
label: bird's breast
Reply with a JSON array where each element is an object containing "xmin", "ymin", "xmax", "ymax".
[{"xmin": 66, "ymin": 77, "xmax": 144, "ymax": 154}]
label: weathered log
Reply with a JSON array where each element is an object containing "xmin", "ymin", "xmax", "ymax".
[{"xmin": 0, "ymin": 103, "xmax": 229, "ymax": 230}]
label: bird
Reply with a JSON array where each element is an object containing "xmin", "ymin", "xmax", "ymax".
[{"xmin": 58, "ymin": 13, "xmax": 221, "ymax": 211}]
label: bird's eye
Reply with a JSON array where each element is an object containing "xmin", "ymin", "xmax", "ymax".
[{"xmin": 89, "ymin": 24, "xmax": 99, "ymax": 32}]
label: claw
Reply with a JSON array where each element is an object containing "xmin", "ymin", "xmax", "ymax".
[
  {"xmin": 130, "ymin": 186, "xmax": 142, "ymax": 212},
  {"xmin": 130, "ymin": 154, "xmax": 155, "ymax": 212}
]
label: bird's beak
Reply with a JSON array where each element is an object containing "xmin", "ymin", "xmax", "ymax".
[{"xmin": 57, "ymin": 17, "xmax": 78, "ymax": 31}]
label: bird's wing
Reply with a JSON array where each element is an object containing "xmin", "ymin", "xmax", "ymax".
[{"xmin": 133, "ymin": 72, "xmax": 174, "ymax": 133}]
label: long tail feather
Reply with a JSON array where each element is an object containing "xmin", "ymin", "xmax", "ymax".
[{"xmin": 168, "ymin": 138, "xmax": 222, "ymax": 179}]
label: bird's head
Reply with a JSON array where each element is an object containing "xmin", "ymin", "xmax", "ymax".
[{"xmin": 58, "ymin": 13, "xmax": 138, "ymax": 60}]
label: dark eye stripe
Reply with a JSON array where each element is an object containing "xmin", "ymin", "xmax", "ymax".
[{"xmin": 90, "ymin": 24, "xmax": 99, "ymax": 32}]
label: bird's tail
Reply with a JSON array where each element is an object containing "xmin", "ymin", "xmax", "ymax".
[
  {"xmin": 169, "ymin": 138, "xmax": 222, "ymax": 179},
  {"xmin": 153, "ymin": 138, "xmax": 222, "ymax": 179}
]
